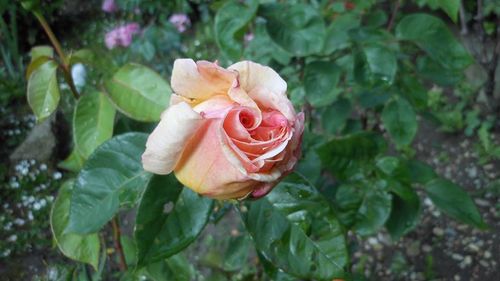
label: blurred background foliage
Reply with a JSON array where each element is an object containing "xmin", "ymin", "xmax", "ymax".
[{"xmin": 1, "ymin": 0, "xmax": 499, "ymax": 280}]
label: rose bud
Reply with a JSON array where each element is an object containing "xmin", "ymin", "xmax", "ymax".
[{"xmin": 142, "ymin": 59, "xmax": 304, "ymax": 200}]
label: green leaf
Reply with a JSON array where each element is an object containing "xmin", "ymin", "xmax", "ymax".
[
  {"xmin": 243, "ymin": 21, "xmax": 292, "ymax": 65},
  {"xmin": 377, "ymin": 156, "xmax": 401, "ymax": 176},
  {"xmin": 416, "ymin": 56, "xmax": 462, "ymax": 86},
  {"xmin": 304, "ymin": 61, "xmax": 341, "ymax": 107},
  {"xmin": 222, "ymin": 235, "xmax": 252, "ymax": 272},
  {"xmin": 69, "ymin": 49, "xmax": 95, "ymax": 65},
  {"xmin": 135, "ymin": 175, "xmax": 213, "ymax": 266},
  {"xmin": 317, "ymin": 132, "xmax": 386, "ymax": 177},
  {"xmin": 353, "ymin": 187, "xmax": 392, "ymax": 236},
  {"xmin": 261, "ymin": 3, "xmax": 326, "ymax": 56},
  {"xmin": 364, "ymin": 9, "xmax": 388, "ymax": 27},
  {"xmin": 399, "ymin": 75, "xmax": 428, "ymax": 110},
  {"xmin": 335, "ymin": 184, "xmax": 364, "ymax": 227},
  {"xmin": 121, "ymin": 235, "xmax": 137, "ymax": 267},
  {"xmin": 27, "ymin": 60, "xmax": 60, "ymax": 122},
  {"xmin": 51, "ymin": 180, "xmax": 100, "ymax": 270},
  {"xmin": 145, "ymin": 254, "xmax": 195, "ymax": 281},
  {"xmin": 380, "ymin": 158, "xmax": 437, "ymax": 185},
  {"xmin": 396, "ymin": 14, "xmax": 473, "ymax": 70},
  {"xmin": 363, "ymin": 44, "xmax": 397, "ymax": 85},
  {"xmin": 349, "ymin": 27, "xmax": 393, "ymax": 43},
  {"xmin": 241, "ymin": 177, "xmax": 348, "ymax": 279},
  {"xmin": 67, "ymin": 133, "xmax": 151, "ymax": 234},
  {"xmin": 296, "ymin": 150, "xmax": 321, "ymax": 184},
  {"xmin": 415, "ymin": 0, "xmax": 460, "ymax": 22},
  {"xmin": 104, "ymin": 63, "xmax": 170, "ymax": 122},
  {"xmin": 58, "ymin": 149, "xmax": 85, "ymax": 172},
  {"xmin": 424, "ymin": 178, "xmax": 487, "ymax": 229},
  {"xmin": 30, "ymin": 45, "xmax": 53, "ymax": 61},
  {"xmin": 73, "ymin": 91, "xmax": 116, "ymax": 159},
  {"xmin": 26, "ymin": 56, "xmax": 52, "ymax": 79},
  {"xmin": 258, "ymin": 253, "xmax": 297, "ymax": 281},
  {"xmin": 437, "ymin": 0, "xmax": 460, "ymax": 22},
  {"xmin": 382, "ymin": 98, "xmax": 417, "ymax": 147},
  {"xmin": 321, "ymin": 98, "xmax": 352, "ymax": 134},
  {"xmin": 322, "ymin": 13, "xmax": 360, "ymax": 54},
  {"xmin": 405, "ymin": 159, "xmax": 437, "ymax": 184},
  {"xmin": 385, "ymin": 183, "xmax": 420, "ymax": 240},
  {"xmin": 356, "ymin": 88, "xmax": 391, "ymax": 109},
  {"xmin": 215, "ymin": 0, "xmax": 258, "ymax": 60}
]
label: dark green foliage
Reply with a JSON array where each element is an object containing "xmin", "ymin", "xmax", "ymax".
[{"xmin": 18, "ymin": 0, "xmax": 488, "ymax": 279}]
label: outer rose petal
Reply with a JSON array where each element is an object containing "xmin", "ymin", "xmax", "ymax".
[
  {"xmin": 171, "ymin": 59, "xmax": 237, "ymax": 101},
  {"xmin": 228, "ymin": 61, "xmax": 287, "ymax": 96},
  {"xmin": 142, "ymin": 102, "xmax": 203, "ymax": 174},
  {"xmin": 174, "ymin": 119, "xmax": 258, "ymax": 200}
]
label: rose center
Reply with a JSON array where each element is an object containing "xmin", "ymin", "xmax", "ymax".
[{"xmin": 239, "ymin": 111, "xmax": 254, "ymax": 129}]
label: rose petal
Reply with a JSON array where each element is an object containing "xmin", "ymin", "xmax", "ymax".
[
  {"xmin": 228, "ymin": 60, "xmax": 287, "ymax": 95},
  {"xmin": 227, "ymin": 86, "xmax": 261, "ymax": 129},
  {"xmin": 223, "ymin": 108, "xmax": 254, "ymax": 141},
  {"xmin": 142, "ymin": 102, "xmax": 204, "ymax": 174},
  {"xmin": 174, "ymin": 119, "xmax": 256, "ymax": 199},
  {"xmin": 193, "ymin": 95, "xmax": 234, "ymax": 119},
  {"xmin": 171, "ymin": 59, "xmax": 236, "ymax": 101},
  {"xmin": 251, "ymin": 182, "xmax": 276, "ymax": 198},
  {"xmin": 248, "ymin": 86, "xmax": 296, "ymax": 121}
]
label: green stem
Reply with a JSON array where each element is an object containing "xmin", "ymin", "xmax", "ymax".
[
  {"xmin": 33, "ymin": 10, "xmax": 80, "ymax": 99},
  {"xmin": 33, "ymin": 11, "xmax": 67, "ymax": 65},
  {"xmin": 387, "ymin": 0, "xmax": 401, "ymax": 31}
]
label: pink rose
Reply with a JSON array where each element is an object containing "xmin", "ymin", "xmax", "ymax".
[
  {"xmin": 102, "ymin": 0, "xmax": 117, "ymax": 13},
  {"xmin": 142, "ymin": 59, "xmax": 304, "ymax": 200},
  {"xmin": 104, "ymin": 23, "xmax": 140, "ymax": 49},
  {"xmin": 168, "ymin": 13, "xmax": 191, "ymax": 33}
]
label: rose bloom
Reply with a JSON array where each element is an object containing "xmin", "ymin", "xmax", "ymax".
[
  {"xmin": 102, "ymin": 0, "xmax": 117, "ymax": 13},
  {"xmin": 104, "ymin": 23, "xmax": 140, "ymax": 49},
  {"xmin": 142, "ymin": 59, "xmax": 304, "ymax": 200},
  {"xmin": 168, "ymin": 13, "xmax": 191, "ymax": 33}
]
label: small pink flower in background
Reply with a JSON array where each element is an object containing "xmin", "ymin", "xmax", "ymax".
[
  {"xmin": 102, "ymin": 0, "xmax": 117, "ymax": 13},
  {"xmin": 105, "ymin": 31, "xmax": 119, "ymax": 49},
  {"xmin": 244, "ymin": 33, "xmax": 254, "ymax": 43},
  {"xmin": 104, "ymin": 23, "xmax": 141, "ymax": 50},
  {"xmin": 169, "ymin": 13, "xmax": 191, "ymax": 33}
]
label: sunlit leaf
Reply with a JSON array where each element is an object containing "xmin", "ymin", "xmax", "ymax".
[
  {"xmin": 51, "ymin": 180, "xmax": 100, "ymax": 269},
  {"xmin": 73, "ymin": 91, "xmax": 115, "ymax": 159},
  {"xmin": 27, "ymin": 60, "xmax": 60, "ymax": 122},
  {"xmin": 67, "ymin": 133, "xmax": 151, "ymax": 234},
  {"xmin": 104, "ymin": 63, "xmax": 170, "ymax": 122}
]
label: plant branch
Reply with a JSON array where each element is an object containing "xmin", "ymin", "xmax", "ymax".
[
  {"xmin": 387, "ymin": 0, "xmax": 401, "ymax": 31},
  {"xmin": 33, "ymin": 11, "xmax": 67, "ymax": 66},
  {"xmin": 33, "ymin": 10, "xmax": 80, "ymax": 99},
  {"xmin": 485, "ymin": 26, "xmax": 499, "ymax": 112},
  {"xmin": 111, "ymin": 217, "xmax": 128, "ymax": 272},
  {"xmin": 475, "ymin": 0, "xmax": 486, "ymax": 42},
  {"xmin": 459, "ymin": 0, "xmax": 468, "ymax": 34}
]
